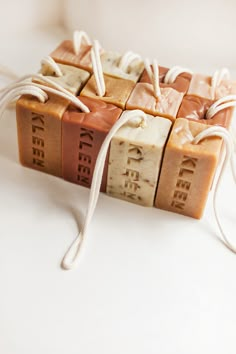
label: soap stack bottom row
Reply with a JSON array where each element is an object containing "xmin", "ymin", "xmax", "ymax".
[{"xmin": 16, "ymin": 94, "xmax": 222, "ymax": 220}]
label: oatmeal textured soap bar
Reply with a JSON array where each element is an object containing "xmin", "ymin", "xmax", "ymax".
[
  {"xmin": 101, "ymin": 51, "xmax": 144, "ymax": 82},
  {"xmin": 39, "ymin": 62, "xmax": 90, "ymax": 95},
  {"xmin": 155, "ymin": 118, "xmax": 222, "ymax": 219},
  {"xmin": 107, "ymin": 111, "xmax": 172, "ymax": 206},
  {"xmin": 16, "ymin": 93, "xmax": 69, "ymax": 177},
  {"xmin": 62, "ymin": 97, "xmax": 122, "ymax": 192}
]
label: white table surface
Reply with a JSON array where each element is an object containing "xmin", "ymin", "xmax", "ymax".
[{"xmin": 0, "ymin": 27, "xmax": 236, "ymax": 354}]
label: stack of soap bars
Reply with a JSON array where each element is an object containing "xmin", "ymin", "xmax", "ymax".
[{"xmin": 16, "ymin": 33, "xmax": 236, "ymax": 220}]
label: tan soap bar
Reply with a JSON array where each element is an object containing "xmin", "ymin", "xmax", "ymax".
[
  {"xmin": 177, "ymin": 94, "xmax": 234, "ymax": 129},
  {"xmin": 50, "ymin": 40, "xmax": 93, "ymax": 72},
  {"xmin": 38, "ymin": 62, "xmax": 90, "ymax": 95},
  {"xmin": 101, "ymin": 51, "xmax": 144, "ymax": 82},
  {"xmin": 107, "ymin": 111, "xmax": 172, "ymax": 206},
  {"xmin": 16, "ymin": 92, "xmax": 70, "ymax": 177},
  {"xmin": 80, "ymin": 74, "xmax": 135, "ymax": 109},
  {"xmin": 155, "ymin": 118, "xmax": 222, "ymax": 219},
  {"xmin": 126, "ymin": 82, "xmax": 184, "ymax": 121},
  {"xmin": 140, "ymin": 66, "xmax": 192, "ymax": 93}
]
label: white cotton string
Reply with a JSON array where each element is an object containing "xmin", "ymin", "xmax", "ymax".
[
  {"xmin": 61, "ymin": 110, "xmax": 147, "ymax": 270},
  {"xmin": 0, "ymin": 85, "xmax": 48, "ymax": 117},
  {"xmin": 211, "ymin": 68, "xmax": 230, "ymax": 99},
  {"xmin": 91, "ymin": 40, "xmax": 106, "ymax": 97},
  {"xmin": 206, "ymin": 95, "xmax": 236, "ymax": 120},
  {"xmin": 144, "ymin": 58, "xmax": 161, "ymax": 98},
  {"xmin": 0, "ymin": 73, "xmax": 90, "ymax": 113},
  {"xmin": 192, "ymin": 126, "xmax": 236, "ymax": 253},
  {"xmin": 41, "ymin": 56, "xmax": 63, "ymax": 77},
  {"xmin": 73, "ymin": 30, "xmax": 92, "ymax": 55},
  {"xmin": 164, "ymin": 66, "xmax": 193, "ymax": 84},
  {"xmin": 118, "ymin": 51, "xmax": 142, "ymax": 72}
]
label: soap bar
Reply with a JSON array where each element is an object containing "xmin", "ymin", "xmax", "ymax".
[
  {"xmin": 140, "ymin": 66, "xmax": 192, "ymax": 93},
  {"xmin": 126, "ymin": 82, "xmax": 184, "ymax": 121},
  {"xmin": 214, "ymin": 79, "xmax": 236, "ymax": 98},
  {"xmin": 155, "ymin": 118, "xmax": 222, "ymax": 219},
  {"xmin": 62, "ymin": 97, "xmax": 122, "ymax": 192},
  {"xmin": 80, "ymin": 74, "xmax": 135, "ymax": 109},
  {"xmin": 139, "ymin": 66, "xmax": 168, "ymax": 84},
  {"xmin": 101, "ymin": 51, "xmax": 144, "ymax": 82},
  {"xmin": 188, "ymin": 74, "xmax": 236, "ymax": 100},
  {"xmin": 188, "ymin": 74, "xmax": 215, "ymax": 99},
  {"xmin": 38, "ymin": 62, "xmax": 90, "ymax": 95},
  {"xmin": 16, "ymin": 92, "xmax": 70, "ymax": 177},
  {"xmin": 107, "ymin": 111, "xmax": 172, "ymax": 206},
  {"xmin": 50, "ymin": 40, "xmax": 93, "ymax": 72},
  {"xmin": 177, "ymin": 94, "xmax": 234, "ymax": 128}
]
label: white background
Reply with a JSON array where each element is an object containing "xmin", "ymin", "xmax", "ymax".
[{"xmin": 0, "ymin": 2, "xmax": 236, "ymax": 354}]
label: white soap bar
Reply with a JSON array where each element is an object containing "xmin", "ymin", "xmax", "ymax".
[
  {"xmin": 101, "ymin": 51, "xmax": 144, "ymax": 83},
  {"xmin": 107, "ymin": 111, "xmax": 172, "ymax": 206},
  {"xmin": 39, "ymin": 62, "xmax": 90, "ymax": 95}
]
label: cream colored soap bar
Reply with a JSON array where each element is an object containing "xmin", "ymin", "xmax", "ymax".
[
  {"xmin": 39, "ymin": 62, "xmax": 90, "ymax": 95},
  {"xmin": 107, "ymin": 111, "xmax": 172, "ymax": 206},
  {"xmin": 101, "ymin": 51, "xmax": 144, "ymax": 82},
  {"xmin": 155, "ymin": 118, "xmax": 222, "ymax": 219}
]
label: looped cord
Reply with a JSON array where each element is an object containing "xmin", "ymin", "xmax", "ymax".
[
  {"xmin": 192, "ymin": 126, "xmax": 236, "ymax": 253},
  {"xmin": 91, "ymin": 40, "xmax": 106, "ymax": 97},
  {"xmin": 41, "ymin": 56, "xmax": 63, "ymax": 77},
  {"xmin": 61, "ymin": 110, "xmax": 147, "ymax": 270},
  {"xmin": 144, "ymin": 58, "xmax": 161, "ymax": 98},
  {"xmin": 0, "ymin": 84, "xmax": 48, "ymax": 117},
  {"xmin": 206, "ymin": 95, "xmax": 236, "ymax": 119},
  {"xmin": 211, "ymin": 67, "xmax": 230, "ymax": 99},
  {"xmin": 73, "ymin": 30, "xmax": 92, "ymax": 55},
  {"xmin": 119, "ymin": 51, "xmax": 142, "ymax": 72},
  {"xmin": 0, "ymin": 73, "xmax": 90, "ymax": 113},
  {"xmin": 164, "ymin": 66, "xmax": 193, "ymax": 84}
]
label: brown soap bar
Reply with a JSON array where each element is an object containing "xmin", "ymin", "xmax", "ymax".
[
  {"xmin": 80, "ymin": 74, "xmax": 135, "ymax": 109},
  {"xmin": 16, "ymin": 92, "xmax": 70, "ymax": 177},
  {"xmin": 140, "ymin": 66, "xmax": 168, "ymax": 83},
  {"xmin": 140, "ymin": 66, "xmax": 192, "ymax": 93},
  {"xmin": 126, "ymin": 82, "xmax": 184, "ymax": 121},
  {"xmin": 62, "ymin": 96, "xmax": 122, "ymax": 192},
  {"xmin": 155, "ymin": 118, "xmax": 222, "ymax": 219},
  {"xmin": 50, "ymin": 40, "xmax": 93, "ymax": 72},
  {"xmin": 177, "ymin": 95, "xmax": 233, "ymax": 129}
]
